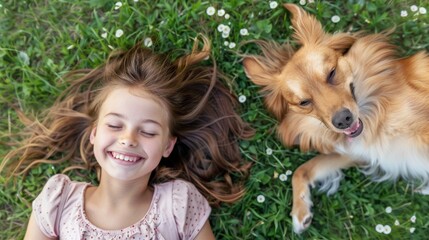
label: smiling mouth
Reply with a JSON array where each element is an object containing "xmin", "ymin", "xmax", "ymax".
[
  {"xmin": 343, "ymin": 119, "xmax": 363, "ymax": 138},
  {"xmin": 109, "ymin": 151, "xmax": 143, "ymax": 162}
]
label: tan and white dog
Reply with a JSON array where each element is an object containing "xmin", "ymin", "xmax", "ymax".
[{"xmin": 243, "ymin": 3, "xmax": 429, "ymax": 233}]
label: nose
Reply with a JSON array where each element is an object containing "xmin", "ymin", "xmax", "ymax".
[
  {"xmin": 332, "ymin": 108, "xmax": 353, "ymax": 129},
  {"xmin": 119, "ymin": 132, "xmax": 138, "ymax": 147}
]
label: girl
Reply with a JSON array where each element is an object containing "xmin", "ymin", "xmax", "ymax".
[{"xmin": 1, "ymin": 35, "xmax": 253, "ymax": 239}]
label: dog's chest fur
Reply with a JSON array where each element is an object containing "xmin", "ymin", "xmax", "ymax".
[{"xmin": 336, "ymin": 135, "xmax": 429, "ymax": 183}]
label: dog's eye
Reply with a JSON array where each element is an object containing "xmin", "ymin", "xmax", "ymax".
[
  {"xmin": 299, "ymin": 99, "xmax": 311, "ymax": 107},
  {"xmin": 327, "ymin": 68, "xmax": 336, "ymax": 84}
]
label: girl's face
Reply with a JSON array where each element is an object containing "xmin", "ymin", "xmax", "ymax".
[{"xmin": 90, "ymin": 86, "xmax": 176, "ymax": 182}]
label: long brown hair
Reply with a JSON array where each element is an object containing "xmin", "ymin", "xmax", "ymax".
[{"xmin": 1, "ymin": 35, "xmax": 254, "ymax": 206}]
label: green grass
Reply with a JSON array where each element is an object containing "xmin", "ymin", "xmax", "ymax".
[{"xmin": 1, "ymin": 0, "xmax": 429, "ymax": 239}]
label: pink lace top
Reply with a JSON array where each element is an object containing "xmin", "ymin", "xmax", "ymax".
[{"xmin": 32, "ymin": 174, "xmax": 211, "ymax": 239}]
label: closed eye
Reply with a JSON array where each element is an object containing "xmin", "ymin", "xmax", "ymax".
[
  {"xmin": 107, "ymin": 124, "xmax": 121, "ymax": 129},
  {"xmin": 327, "ymin": 68, "xmax": 336, "ymax": 84},
  {"xmin": 299, "ymin": 99, "xmax": 312, "ymax": 107},
  {"xmin": 140, "ymin": 131, "xmax": 157, "ymax": 137}
]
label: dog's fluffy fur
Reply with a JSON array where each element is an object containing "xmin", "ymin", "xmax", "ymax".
[{"xmin": 243, "ymin": 3, "xmax": 429, "ymax": 234}]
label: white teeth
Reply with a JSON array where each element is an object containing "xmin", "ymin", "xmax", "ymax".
[{"xmin": 111, "ymin": 152, "xmax": 139, "ymax": 162}]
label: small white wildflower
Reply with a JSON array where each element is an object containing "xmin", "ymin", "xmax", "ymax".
[
  {"xmin": 375, "ymin": 224, "xmax": 384, "ymax": 233},
  {"xmin": 269, "ymin": 1, "xmax": 278, "ymax": 9},
  {"xmin": 279, "ymin": 173, "xmax": 288, "ymax": 182},
  {"xmin": 222, "ymin": 25, "xmax": 231, "ymax": 34},
  {"xmin": 257, "ymin": 194, "xmax": 265, "ymax": 203},
  {"xmin": 273, "ymin": 171, "xmax": 279, "ymax": 179},
  {"xmin": 66, "ymin": 45, "xmax": 74, "ymax": 50},
  {"xmin": 224, "ymin": 41, "xmax": 229, "ymax": 46},
  {"xmin": 410, "ymin": 227, "xmax": 416, "ymax": 233},
  {"xmin": 101, "ymin": 32, "xmax": 108, "ymax": 39},
  {"xmin": 385, "ymin": 206, "xmax": 392, "ymax": 214},
  {"xmin": 266, "ymin": 148, "xmax": 273, "ymax": 155},
  {"xmin": 217, "ymin": 9, "xmax": 225, "ymax": 17},
  {"xmin": 331, "ymin": 15, "xmax": 340, "ymax": 23},
  {"xmin": 401, "ymin": 10, "xmax": 408, "ymax": 17},
  {"xmin": 224, "ymin": 13, "xmax": 230, "ymax": 19},
  {"xmin": 114, "ymin": 2, "xmax": 122, "ymax": 10},
  {"xmin": 383, "ymin": 225, "xmax": 391, "ymax": 234},
  {"xmin": 286, "ymin": 170, "xmax": 292, "ymax": 175},
  {"xmin": 133, "ymin": 0, "xmax": 139, "ymax": 2},
  {"xmin": 419, "ymin": 7, "xmax": 427, "ymax": 14},
  {"xmin": 115, "ymin": 29, "xmax": 124, "ymax": 38},
  {"xmin": 240, "ymin": 28, "xmax": 249, "ymax": 36},
  {"xmin": 308, "ymin": 0, "xmax": 314, "ymax": 3},
  {"xmin": 228, "ymin": 42, "xmax": 236, "ymax": 49},
  {"xmin": 222, "ymin": 32, "xmax": 229, "ymax": 38},
  {"xmin": 394, "ymin": 220, "xmax": 400, "ymax": 226},
  {"xmin": 410, "ymin": 5, "xmax": 418, "ymax": 12},
  {"xmin": 144, "ymin": 37, "xmax": 153, "ymax": 47},
  {"xmin": 217, "ymin": 24, "xmax": 225, "ymax": 32},
  {"xmin": 299, "ymin": 0, "xmax": 306, "ymax": 5},
  {"xmin": 206, "ymin": 6, "xmax": 216, "ymax": 16},
  {"xmin": 410, "ymin": 215, "xmax": 416, "ymax": 223},
  {"xmin": 238, "ymin": 95, "xmax": 246, "ymax": 103}
]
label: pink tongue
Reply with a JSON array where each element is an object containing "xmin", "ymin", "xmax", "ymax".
[{"xmin": 344, "ymin": 121, "xmax": 360, "ymax": 135}]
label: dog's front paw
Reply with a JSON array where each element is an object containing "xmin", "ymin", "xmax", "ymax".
[{"xmin": 291, "ymin": 200, "xmax": 313, "ymax": 234}]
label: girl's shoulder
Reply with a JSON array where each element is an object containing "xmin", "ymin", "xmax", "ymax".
[
  {"xmin": 32, "ymin": 174, "xmax": 89, "ymax": 238},
  {"xmin": 155, "ymin": 179, "xmax": 211, "ymax": 239}
]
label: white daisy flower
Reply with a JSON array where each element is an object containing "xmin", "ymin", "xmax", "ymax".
[
  {"xmin": 383, "ymin": 225, "xmax": 391, "ymax": 234},
  {"xmin": 115, "ymin": 29, "xmax": 124, "ymax": 38},
  {"xmin": 410, "ymin": 5, "xmax": 418, "ymax": 12},
  {"xmin": 228, "ymin": 42, "xmax": 236, "ymax": 49},
  {"xmin": 410, "ymin": 215, "xmax": 416, "ymax": 223},
  {"xmin": 257, "ymin": 194, "xmax": 266, "ymax": 203},
  {"xmin": 299, "ymin": 0, "xmax": 306, "ymax": 5},
  {"xmin": 101, "ymin": 32, "xmax": 108, "ymax": 39},
  {"xmin": 206, "ymin": 6, "xmax": 216, "ymax": 16},
  {"xmin": 266, "ymin": 148, "xmax": 273, "ymax": 155},
  {"xmin": 385, "ymin": 206, "xmax": 392, "ymax": 214},
  {"xmin": 401, "ymin": 10, "xmax": 408, "ymax": 17},
  {"xmin": 286, "ymin": 170, "xmax": 293, "ymax": 175},
  {"xmin": 144, "ymin": 37, "xmax": 153, "ymax": 47},
  {"xmin": 222, "ymin": 32, "xmax": 229, "ymax": 38},
  {"xmin": 394, "ymin": 220, "xmax": 400, "ymax": 226},
  {"xmin": 331, "ymin": 15, "xmax": 340, "ymax": 23},
  {"xmin": 114, "ymin": 2, "xmax": 122, "ymax": 10},
  {"xmin": 419, "ymin": 7, "xmax": 427, "ymax": 14},
  {"xmin": 410, "ymin": 227, "xmax": 416, "ymax": 233},
  {"xmin": 222, "ymin": 25, "xmax": 231, "ymax": 34},
  {"xmin": 217, "ymin": 9, "xmax": 225, "ymax": 17},
  {"xmin": 375, "ymin": 224, "xmax": 384, "ymax": 233},
  {"xmin": 240, "ymin": 28, "xmax": 249, "ymax": 36},
  {"xmin": 238, "ymin": 95, "xmax": 246, "ymax": 103},
  {"xmin": 224, "ymin": 41, "xmax": 229, "ymax": 46},
  {"xmin": 217, "ymin": 24, "xmax": 226, "ymax": 32},
  {"xmin": 269, "ymin": 1, "xmax": 278, "ymax": 9},
  {"xmin": 224, "ymin": 13, "xmax": 230, "ymax": 19},
  {"xmin": 279, "ymin": 173, "xmax": 288, "ymax": 182}
]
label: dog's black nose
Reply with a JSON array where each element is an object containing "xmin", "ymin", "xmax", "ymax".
[{"xmin": 332, "ymin": 108, "xmax": 353, "ymax": 129}]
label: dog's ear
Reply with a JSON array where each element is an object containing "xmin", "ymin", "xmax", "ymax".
[
  {"xmin": 243, "ymin": 57, "xmax": 270, "ymax": 86},
  {"xmin": 325, "ymin": 33, "xmax": 357, "ymax": 54},
  {"xmin": 284, "ymin": 3, "xmax": 325, "ymax": 46},
  {"xmin": 243, "ymin": 57, "xmax": 288, "ymax": 119}
]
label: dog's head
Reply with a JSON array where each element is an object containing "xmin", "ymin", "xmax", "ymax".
[{"xmin": 243, "ymin": 3, "xmax": 363, "ymax": 138}]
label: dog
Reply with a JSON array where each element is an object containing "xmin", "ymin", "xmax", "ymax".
[{"xmin": 243, "ymin": 3, "xmax": 429, "ymax": 234}]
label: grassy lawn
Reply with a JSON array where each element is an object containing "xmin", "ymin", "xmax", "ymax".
[{"xmin": 1, "ymin": 0, "xmax": 429, "ymax": 239}]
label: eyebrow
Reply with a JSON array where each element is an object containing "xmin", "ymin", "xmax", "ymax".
[{"xmin": 104, "ymin": 112, "xmax": 162, "ymax": 126}]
